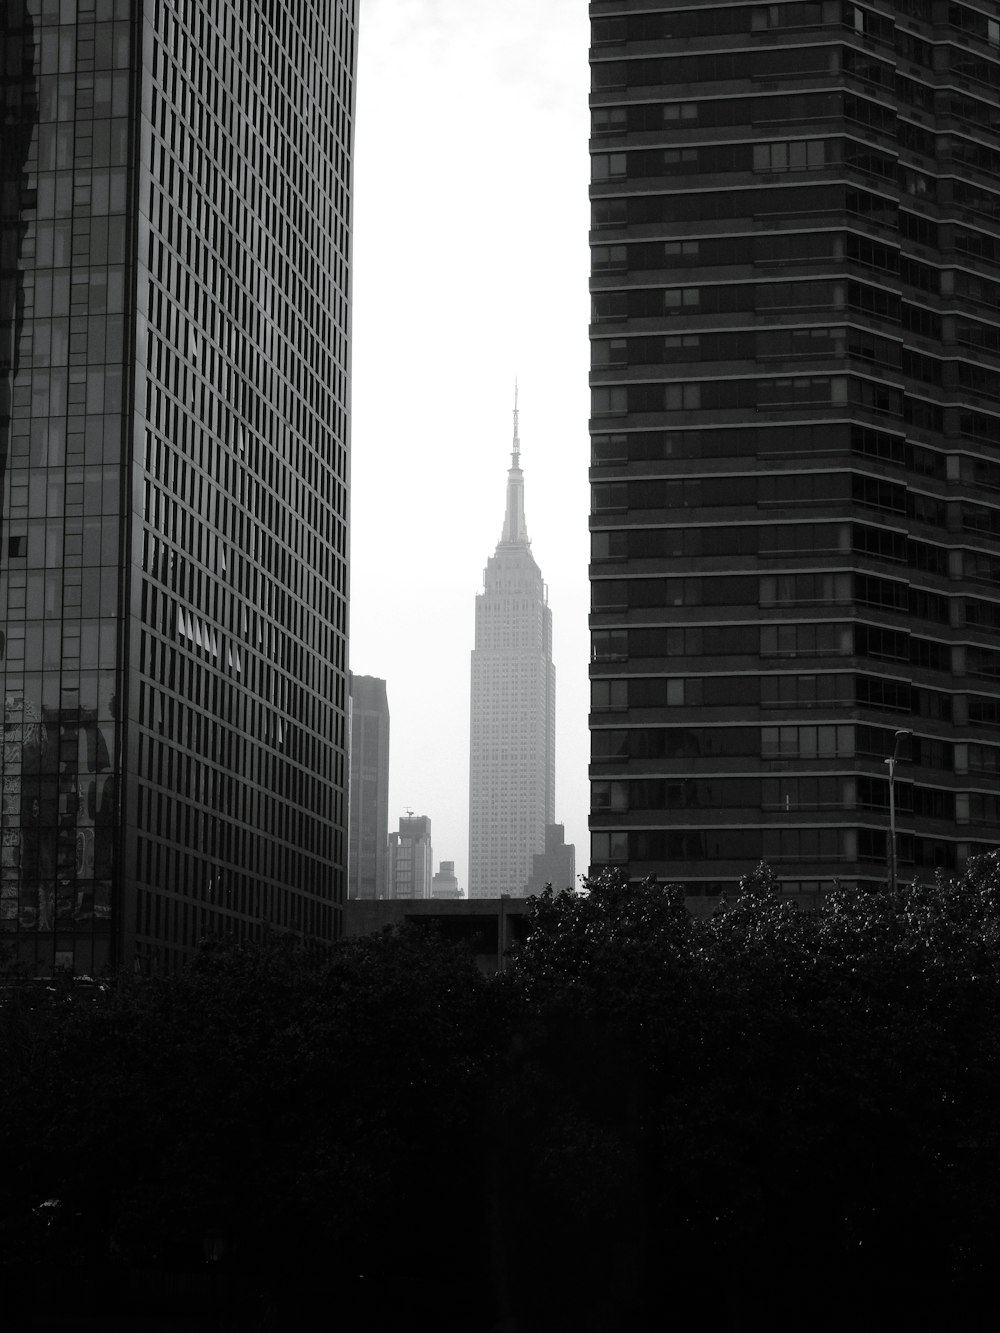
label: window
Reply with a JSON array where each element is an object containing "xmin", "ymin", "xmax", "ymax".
[
  {"xmin": 664, "ymin": 287, "xmax": 700, "ymax": 311},
  {"xmin": 664, "ymin": 384, "xmax": 701, "ymax": 410},
  {"xmin": 762, "ymin": 725, "xmax": 854, "ymax": 758},
  {"xmin": 591, "ymin": 679, "xmax": 627, "ymax": 711},
  {"xmin": 753, "ymin": 139, "xmax": 825, "ymax": 172},
  {"xmin": 591, "ymin": 386, "xmax": 627, "ymax": 416},
  {"xmin": 592, "ymin": 292, "xmax": 628, "ymax": 322},
  {"xmin": 592, "ymin": 107, "xmax": 627, "ymax": 135},
  {"xmin": 761, "ymin": 623, "xmax": 851, "ymax": 657},
  {"xmin": 760, "ymin": 573, "xmax": 851, "ymax": 606},
  {"xmin": 591, "ymin": 339, "xmax": 628, "ymax": 368},
  {"xmin": 592, "ymin": 153, "xmax": 627, "ymax": 181},
  {"xmin": 761, "ymin": 674, "xmax": 850, "ymax": 708},
  {"xmin": 592, "ymin": 17, "xmax": 627, "ymax": 44},
  {"xmin": 593, "ymin": 245, "xmax": 627, "ymax": 272},
  {"xmin": 591, "ymin": 630, "xmax": 628, "ymax": 662}
]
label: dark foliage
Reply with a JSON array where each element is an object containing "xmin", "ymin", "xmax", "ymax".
[
  {"xmin": 500, "ymin": 860, "xmax": 1000, "ymax": 1331},
  {"xmin": 5, "ymin": 860, "xmax": 1000, "ymax": 1331},
  {"xmin": 0, "ymin": 928, "xmax": 496, "ymax": 1331}
]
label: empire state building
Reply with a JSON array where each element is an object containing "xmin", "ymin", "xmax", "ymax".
[{"xmin": 468, "ymin": 395, "xmax": 555, "ymax": 898}]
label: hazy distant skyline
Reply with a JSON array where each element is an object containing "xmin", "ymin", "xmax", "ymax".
[{"xmin": 349, "ymin": 1, "xmax": 591, "ymax": 891}]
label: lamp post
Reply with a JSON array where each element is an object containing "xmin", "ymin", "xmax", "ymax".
[{"xmin": 885, "ymin": 729, "xmax": 911, "ymax": 893}]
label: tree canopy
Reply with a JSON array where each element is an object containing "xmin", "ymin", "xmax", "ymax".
[
  {"xmin": 0, "ymin": 927, "xmax": 496, "ymax": 1330},
  {"xmin": 4, "ymin": 859, "xmax": 1000, "ymax": 1330},
  {"xmin": 500, "ymin": 859, "xmax": 1000, "ymax": 1330}
]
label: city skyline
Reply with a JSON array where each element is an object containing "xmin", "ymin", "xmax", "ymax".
[{"xmin": 349, "ymin": 0, "xmax": 591, "ymax": 893}]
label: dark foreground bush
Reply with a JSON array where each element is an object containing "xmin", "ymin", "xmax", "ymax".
[
  {"xmin": 498, "ymin": 860, "xmax": 1000, "ymax": 1331},
  {"xmin": 5, "ymin": 859, "xmax": 1000, "ymax": 1331},
  {"xmin": 0, "ymin": 927, "xmax": 496, "ymax": 1331}
]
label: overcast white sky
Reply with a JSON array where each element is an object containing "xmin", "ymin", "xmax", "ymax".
[{"xmin": 349, "ymin": 0, "xmax": 591, "ymax": 891}]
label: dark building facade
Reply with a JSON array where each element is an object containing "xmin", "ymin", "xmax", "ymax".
[
  {"xmin": 347, "ymin": 674, "xmax": 390, "ymax": 900},
  {"xmin": 0, "ymin": 0, "xmax": 356, "ymax": 973},
  {"xmin": 590, "ymin": 0, "xmax": 1000, "ymax": 893}
]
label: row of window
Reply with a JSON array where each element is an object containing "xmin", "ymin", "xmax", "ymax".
[
  {"xmin": 593, "ymin": 85, "xmax": 1000, "ymax": 143},
  {"xmin": 593, "ymin": 182, "xmax": 894, "ymax": 231},
  {"xmin": 592, "ymin": 376, "xmax": 945, "ymax": 420},
  {"xmin": 594, "ymin": 365, "xmax": 954, "ymax": 426},
  {"xmin": 594, "ymin": 138, "xmax": 829, "ymax": 183},
  {"xmin": 591, "ymin": 622, "xmax": 960, "ymax": 673},
  {"xmin": 593, "ymin": 41, "xmax": 994, "ymax": 99},
  {"xmin": 592, "ymin": 472, "xmax": 949, "ymax": 526},
  {"xmin": 592, "ymin": 672, "xmax": 954, "ymax": 719},
  {"xmin": 597, "ymin": 133, "xmax": 1000, "ymax": 187},
  {"xmin": 593, "ymin": 229, "xmax": 844, "ymax": 273},
  {"xmin": 593, "ymin": 775, "xmax": 969, "ymax": 823},
  {"xmin": 591, "ymin": 424, "xmax": 947, "ymax": 477},
  {"xmin": 591, "ymin": 829, "xmax": 964, "ymax": 870},
  {"xmin": 592, "ymin": 279, "xmax": 948, "ymax": 327},
  {"xmin": 592, "ymin": 329, "xmax": 984, "ymax": 382},
  {"xmin": 593, "ymin": 3, "xmax": 996, "ymax": 49},
  {"xmin": 592, "ymin": 571, "xmax": 960, "ymax": 623},
  {"xmin": 593, "ymin": 724, "xmax": 955, "ymax": 770},
  {"xmin": 592, "ymin": 521, "xmax": 961, "ymax": 572}
]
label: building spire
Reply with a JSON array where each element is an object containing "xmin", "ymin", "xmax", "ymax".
[
  {"xmin": 512, "ymin": 377, "xmax": 520, "ymax": 467},
  {"xmin": 501, "ymin": 380, "xmax": 528, "ymax": 545}
]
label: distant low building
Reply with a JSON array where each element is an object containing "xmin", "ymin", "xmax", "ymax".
[
  {"xmin": 388, "ymin": 815, "xmax": 434, "ymax": 900},
  {"xmin": 525, "ymin": 824, "xmax": 576, "ymax": 895},
  {"xmin": 431, "ymin": 861, "xmax": 464, "ymax": 900}
]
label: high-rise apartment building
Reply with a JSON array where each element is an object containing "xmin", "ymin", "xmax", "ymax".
[
  {"xmin": 590, "ymin": 1, "xmax": 1000, "ymax": 894},
  {"xmin": 388, "ymin": 814, "xmax": 433, "ymax": 900},
  {"xmin": 0, "ymin": 0, "xmax": 356, "ymax": 973},
  {"xmin": 469, "ymin": 396, "xmax": 556, "ymax": 897},
  {"xmin": 348, "ymin": 674, "xmax": 390, "ymax": 900}
]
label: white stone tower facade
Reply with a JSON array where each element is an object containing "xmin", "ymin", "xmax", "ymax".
[{"xmin": 468, "ymin": 394, "xmax": 556, "ymax": 898}]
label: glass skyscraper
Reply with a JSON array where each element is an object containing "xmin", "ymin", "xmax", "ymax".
[
  {"xmin": 1, "ymin": 0, "xmax": 355, "ymax": 973},
  {"xmin": 589, "ymin": 1, "xmax": 1000, "ymax": 894}
]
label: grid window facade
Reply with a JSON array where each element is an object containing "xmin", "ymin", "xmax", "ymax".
[
  {"xmin": 589, "ymin": 0, "xmax": 1000, "ymax": 894},
  {"xmin": 0, "ymin": 0, "xmax": 355, "ymax": 974}
]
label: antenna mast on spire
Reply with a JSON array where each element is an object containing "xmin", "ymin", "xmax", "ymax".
[
  {"xmin": 500, "ymin": 381, "xmax": 528, "ymax": 545},
  {"xmin": 512, "ymin": 378, "xmax": 520, "ymax": 466}
]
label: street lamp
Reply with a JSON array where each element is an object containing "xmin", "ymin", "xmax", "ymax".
[{"xmin": 885, "ymin": 729, "xmax": 911, "ymax": 894}]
